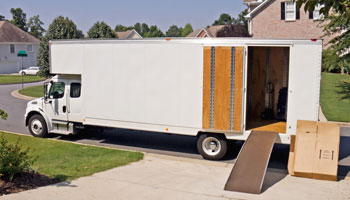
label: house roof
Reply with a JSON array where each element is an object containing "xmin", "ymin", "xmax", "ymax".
[
  {"xmin": 0, "ymin": 21, "xmax": 40, "ymax": 43},
  {"xmin": 245, "ymin": 0, "xmax": 271, "ymax": 19},
  {"xmin": 186, "ymin": 25, "xmax": 226, "ymax": 38},
  {"xmin": 116, "ymin": 29, "xmax": 142, "ymax": 39}
]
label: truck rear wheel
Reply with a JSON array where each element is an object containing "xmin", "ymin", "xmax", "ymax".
[
  {"xmin": 28, "ymin": 114, "xmax": 48, "ymax": 138},
  {"xmin": 197, "ymin": 133, "xmax": 227, "ymax": 160}
]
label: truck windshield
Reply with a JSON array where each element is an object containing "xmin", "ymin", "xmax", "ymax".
[{"xmin": 49, "ymin": 82, "xmax": 65, "ymax": 99}]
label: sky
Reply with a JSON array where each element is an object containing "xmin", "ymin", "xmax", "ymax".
[{"xmin": 0, "ymin": 0, "xmax": 246, "ymax": 33}]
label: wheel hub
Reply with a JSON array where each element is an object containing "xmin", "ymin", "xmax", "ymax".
[
  {"xmin": 202, "ymin": 137, "xmax": 222, "ymax": 156},
  {"xmin": 209, "ymin": 141, "xmax": 218, "ymax": 151},
  {"xmin": 31, "ymin": 119, "xmax": 43, "ymax": 135}
]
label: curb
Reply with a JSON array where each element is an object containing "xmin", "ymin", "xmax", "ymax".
[{"xmin": 11, "ymin": 89, "xmax": 37, "ymax": 101}]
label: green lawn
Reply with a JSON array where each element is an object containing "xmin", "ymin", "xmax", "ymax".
[
  {"xmin": 0, "ymin": 132, "xmax": 143, "ymax": 181},
  {"xmin": 19, "ymin": 85, "xmax": 44, "ymax": 98},
  {"xmin": 321, "ymin": 72, "xmax": 350, "ymax": 122},
  {"xmin": 0, "ymin": 75, "xmax": 45, "ymax": 85}
]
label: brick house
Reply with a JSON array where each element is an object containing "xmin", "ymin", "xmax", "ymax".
[{"xmin": 243, "ymin": 0, "xmax": 331, "ymax": 46}]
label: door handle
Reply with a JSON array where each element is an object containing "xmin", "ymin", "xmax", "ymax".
[{"xmin": 63, "ymin": 106, "xmax": 67, "ymax": 113}]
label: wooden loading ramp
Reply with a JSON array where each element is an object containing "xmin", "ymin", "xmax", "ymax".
[{"xmin": 224, "ymin": 131, "xmax": 278, "ymax": 194}]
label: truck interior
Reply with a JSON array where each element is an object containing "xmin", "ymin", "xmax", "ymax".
[{"xmin": 245, "ymin": 46, "xmax": 290, "ymax": 133}]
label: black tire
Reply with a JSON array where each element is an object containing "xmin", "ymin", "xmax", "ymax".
[
  {"xmin": 22, "ymin": 72, "xmax": 26, "ymax": 75},
  {"xmin": 197, "ymin": 133, "xmax": 228, "ymax": 160},
  {"xmin": 28, "ymin": 114, "xmax": 48, "ymax": 138}
]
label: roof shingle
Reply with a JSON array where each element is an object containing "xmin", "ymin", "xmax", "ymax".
[{"xmin": 0, "ymin": 21, "xmax": 40, "ymax": 43}]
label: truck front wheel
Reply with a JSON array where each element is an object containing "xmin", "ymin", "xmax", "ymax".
[
  {"xmin": 197, "ymin": 133, "xmax": 227, "ymax": 160},
  {"xmin": 28, "ymin": 114, "xmax": 48, "ymax": 138}
]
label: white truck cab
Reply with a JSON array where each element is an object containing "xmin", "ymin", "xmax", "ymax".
[{"xmin": 25, "ymin": 75, "xmax": 82, "ymax": 137}]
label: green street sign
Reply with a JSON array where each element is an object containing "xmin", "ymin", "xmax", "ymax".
[{"xmin": 17, "ymin": 50, "xmax": 27, "ymax": 57}]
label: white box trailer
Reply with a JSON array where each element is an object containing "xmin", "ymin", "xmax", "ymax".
[{"xmin": 25, "ymin": 38, "xmax": 322, "ymax": 160}]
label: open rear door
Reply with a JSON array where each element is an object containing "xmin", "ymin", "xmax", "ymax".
[{"xmin": 203, "ymin": 46, "xmax": 244, "ymax": 132}]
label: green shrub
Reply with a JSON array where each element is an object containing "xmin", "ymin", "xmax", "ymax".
[
  {"xmin": 0, "ymin": 109, "xmax": 7, "ymax": 120},
  {"xmin": 322, "ymin": 49, "xmax": 342, "ymax": 73},
  {"xmin": 0, "ymin": 136, "xmax": 36, "ymax": 180},
  {"xmin": 322, "ymin": 49, "xmax": 350, "ymax": 73}
]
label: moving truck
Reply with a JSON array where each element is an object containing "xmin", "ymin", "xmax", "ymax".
[{"xmin": 25, "ymin": 38, "xmax": 322, "ymax": 160}]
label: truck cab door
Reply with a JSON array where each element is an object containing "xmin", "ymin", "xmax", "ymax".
[
  {"xmin": 44, "ymin": 82, "xmax": 68, "ymax": 122},
  {"xmin": 67, "ymin": 82, "xmax": 82, "ymax": 122}
]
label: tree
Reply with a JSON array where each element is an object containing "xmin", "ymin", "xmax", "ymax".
[
  {"xmin": 27, "ymin": 15, "xmax": 45, "ymax": 39},
  {"xmin": 144, "ymin": 25, "xmax": 164, "ymax": 37},
  {"xmin": 216, "ymin": 24, "xmax": 250, "ymax": 37},
  {"xmin": 166, "ymin": 25, "xmax": 182, "ymax": 37},
  {"xmin": 297, "ymin": 0, "xmax": 350, "ymax": 64},
  {"xmin": 297, "ymin": 0, "xmax": 348, "ymax": 15},
  {"xmin": 37, "ymin": 16, "xmax": 84, "ymax": 77},
  {"xmin": 181, "ymin": 23, "xmax": 193, "ymax": 37},
  {"xmin": 10, "ymin": 8, "xmax": 28, "ymax": 32},
  {"xmin": 141, "ymin": 23, "xmax": 150, "ymax": 36},
  {"xmin": 233, "ymin": 9, "xmax": 249, "ymax": 32},
  {"xmin": 0, "ymin": 15, "xmax": 5, "ymax": 21},
  {"xmin": 87, "ymin": 21, "xmax": 116, "ymax": 38},
  {"xmin": 213, "ymin": 13, "xmax": 232, "ymax": 25},
  {"xmin": 114, "ymin": 24, "xmax": 133, "ymax": 32},
  {"xmin": 322, "ymin": 49, "xmax": 342, "ymax": 72},
  {"xmin": 134, "ymin": 22, "xmax": 142, "ymax": 34}
]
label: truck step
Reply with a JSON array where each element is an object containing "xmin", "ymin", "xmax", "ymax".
[
  {"xmin": 52, "ymin": 120, "xmax": 69, "ymax": 125},
  {"xmin": 50, "ymin": 129, "xmax": 72, "ymax": 135}
]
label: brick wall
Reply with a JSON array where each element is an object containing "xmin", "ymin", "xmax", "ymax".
[{"xmin": 249, "ymin": 0, "xmax": 332, "ymax": 46}]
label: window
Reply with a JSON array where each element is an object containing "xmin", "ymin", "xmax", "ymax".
[
  {"xmin": 313, "ymin": 4, "xmax": 324, "ymax": 20},
  {"xmin": 281, "ymin": 2, "xmax": 300, "ymax": 21},
  {"xmin": 49, "ymin": 82, "xmax": 65, "ymax": 99},
  {"xmin": 70, "ymin": 83, "xmax": 81, "ymax": 98},
  {"xmin": 285, "ymin": 2, "xmax": 296, "ymax": 21},
  {"xmin": 10, "ymin": 44, "xmax": 15, "ymax": 54},
  {"xmin": 27, "ymin": 44, "xmax": 33, "ymax": 52}
]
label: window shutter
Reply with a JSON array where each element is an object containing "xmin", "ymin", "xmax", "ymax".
[
  {"xmin": 309, "ymin": 10, "xmax": 313, "ymax": 19},
  {"xmin": 281, "ymin": 2, "xmax": 285, "ymax": 20},
  {"xmin": 296, "ymin": 7, "xmax": 300, "ymax": 20}
]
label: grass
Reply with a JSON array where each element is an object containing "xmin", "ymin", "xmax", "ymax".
[
  {"xmin": 18, "ymin": 85, "xmax": 44, "ymax": 98},
  {"xmin": 0, "ymin": 131, "xmax": 143, "ymax": 181},
  {"xmin": 0, "ymin": 75, "xmax": 45, "ymax": 85},
  {"xmin": 320, "ymin": 72, "xmax": 350, "ymax": 122}
]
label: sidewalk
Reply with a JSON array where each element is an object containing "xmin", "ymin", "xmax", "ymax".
[{"xmin": 1, "ymin": 153, "xmax": 350, "ymax": 200}]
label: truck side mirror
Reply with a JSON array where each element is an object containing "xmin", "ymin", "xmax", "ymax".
[{"xmin": 44, "ymin": 82, "xmax": 49, "ymax": 102}]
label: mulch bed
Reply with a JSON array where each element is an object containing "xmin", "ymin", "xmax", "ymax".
[{"xmin": 0, "ymin": 172, "xmax": 59, "ymax": 196}]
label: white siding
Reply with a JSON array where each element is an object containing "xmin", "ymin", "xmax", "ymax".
[{"xmin": 0, "ymin": 43, "xmax": 39, "ymax": 74}]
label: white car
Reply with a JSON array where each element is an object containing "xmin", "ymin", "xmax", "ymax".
[{"xmin": 19, "ymin": 66, "xmax": 39, "ymax": 75}]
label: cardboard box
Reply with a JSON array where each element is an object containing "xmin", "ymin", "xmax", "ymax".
[
  {"xmin": 312, "ymin": 122, "xmax": 340, "ymax": 181},
  {"xmin": 288, "ymin": 134, "xmax": 296, "ymax": 175},
  {"xmin": 293, "ymin": 120, "xmax": 318, "ymax": 178},
  {"xmin": 290, "ymin": 120, "xmax": 340, "ymax": 181}
]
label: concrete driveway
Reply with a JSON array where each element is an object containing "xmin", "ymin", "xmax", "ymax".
[{"xmin": 1, "ymin": 153, "xmax": 349, "ymax": 200}]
